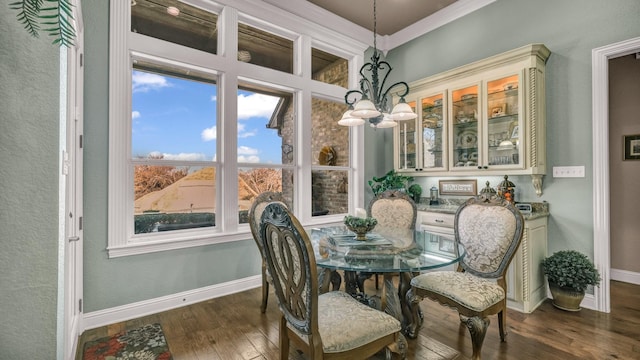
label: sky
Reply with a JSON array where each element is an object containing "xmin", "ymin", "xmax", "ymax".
[{"xmin": 131, "ymin": 70, "xmax": 283, "ymax": 164}]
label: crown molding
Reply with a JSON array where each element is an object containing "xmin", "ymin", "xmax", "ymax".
[
  {"xmin": 382, "ymin": 0, "xmax": 496, "ymax": 51},
  {"xmin": 260, "ymin": 0, "xmax": 495, "ymax": 53}
]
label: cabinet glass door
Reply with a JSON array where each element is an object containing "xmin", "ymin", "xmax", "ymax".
[
  {"xmin": 451, "ymin": 85, "xmax": 479, "ymax": 169},
  {"xmin": 397, "ymin": 101, "xmax": 417, "ymax": 170},
  {"xmin": 421, "ymin": 94, "xmax": 445, "ymax": 169},
  {"xmin": 486, "ymin": 75, "xmax": 520, "ymax": 167}
]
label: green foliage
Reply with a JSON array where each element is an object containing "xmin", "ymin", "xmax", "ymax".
[
  {"xmin": 407, "ymin": 183, "xmax": 422, "ymax": 200},
  {"xmin": 343, "ymin": 215, "xmax": 378, "ymax": 228},
  {"xmin": 368, "ymin": 170, "xmax": 415, "ymax": 196},
  {"xmin": 10, "ymin": 0, "xmax": 76, "ymax": 47},
  {"xmin": 542, "ymin": 250, "xmax": 601, "ymax": 292}
]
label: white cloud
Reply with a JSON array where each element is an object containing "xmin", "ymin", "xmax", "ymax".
[
  {"xmin": 132, "ymin": 111, "xmax": 141, "ymax": 119},
  {"xmin": 238, "ymin": 155, "xmax": 261, "ymax": 163},
  {"xmin": 238, "ymin": 146, "xmax": 258, "ymax": 155},
  {"xmin": 132, "ymin": 71, "xmax": 171, "ymax": 93},
  {"xmin": 237, "ymin": 93, "xmax": 279, "ymax": 120},
  {"xmin": 238, "ymin": 123, "xmax": 257, "ymax": 138},
  {"xmin": 237, "ymin": 146, "xmax": 260, "ymax": 163},
  {"xmin": 201, "ymin": 126, "xmax": 216, "ymax": 141},
  {"xmin": 211, "ymin": 95, "xmax": 217, "ymax": 102}
]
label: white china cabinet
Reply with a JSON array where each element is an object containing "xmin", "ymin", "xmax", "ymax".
[{"xmin": 394, "ymin": 44, "xmax": 551, "ymax": 195}]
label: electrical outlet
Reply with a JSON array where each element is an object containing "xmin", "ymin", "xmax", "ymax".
[{"xmin": 552, "ymin": 166, "xmax": 585, "ymax": 178}]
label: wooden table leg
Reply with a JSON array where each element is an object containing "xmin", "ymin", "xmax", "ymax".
[{"xmin": 399, "ymin": 272, "xmax": 423, "ymax": 339}]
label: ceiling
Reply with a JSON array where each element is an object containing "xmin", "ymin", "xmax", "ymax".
[{"xmin": 307, "ymin": 0, "xmax": 459, "ymax": 36}]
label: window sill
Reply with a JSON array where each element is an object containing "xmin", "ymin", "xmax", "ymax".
[
  {"xmin": 107, "ymin": 231, "xmax": 253, "ymax": 258},
  {"xmin": 107, "ymin": 215, "xmax": 347, "ymax": 258}
]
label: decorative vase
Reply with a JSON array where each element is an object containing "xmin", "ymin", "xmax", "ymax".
[
  {"xmin": 343, "ymin": 216, "xmax": 377, "ymax": 241},
  {"xmin": 548, "ymin": 282, "xmax": 585, "ymax": 311}
]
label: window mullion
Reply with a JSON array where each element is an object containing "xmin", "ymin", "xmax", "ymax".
[{"xmin": 219, "ymin": 7, "xmax": 240, "ymax": 233}]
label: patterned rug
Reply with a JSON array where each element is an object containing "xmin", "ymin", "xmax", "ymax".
[{"xmin": 82, "ymin": 323, "xmax": 172, "ymax": 360}]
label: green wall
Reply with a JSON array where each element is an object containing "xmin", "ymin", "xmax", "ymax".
[
  {"xmin": 384, "ymin": 0, "xmax": 640, "ymax": 256},
  {"xmin": 82, "ymin": 1, "xmax": 262, "ymax": 312},
  {"xmin": 0, "ymin": 8, "xmax": 61, "ymax": 359}
]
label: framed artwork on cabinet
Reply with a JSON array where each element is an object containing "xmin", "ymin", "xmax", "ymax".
[
  {"xmin": 623, "ymin": 134, "xmax": 640, "ymax": 160},
  {"xmin": 439, "ymin": 179, "xmax": 477, "ymax": 196}
]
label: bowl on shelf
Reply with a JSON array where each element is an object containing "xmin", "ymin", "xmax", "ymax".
[{"xmin": 343, "ymin": 215, "xmax": 377, "ymax": 240}]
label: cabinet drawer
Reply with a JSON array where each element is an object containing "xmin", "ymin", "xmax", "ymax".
[{"xmin": 418, "ymin": 212, "xmax": 455, "ymax": 228}]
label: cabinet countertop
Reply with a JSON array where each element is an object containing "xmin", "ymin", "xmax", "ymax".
[{"xmin": 417, "ymin": 201, "xmax": 549, "ymax": 220}]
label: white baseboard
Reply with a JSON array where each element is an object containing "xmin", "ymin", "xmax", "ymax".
[
  {"xmin": 82, "ymin": 275, "xmax": 261, "ymax": 332},
  {"xmin": 610, "ymin": 268, "xmax": 640, "ymax": 285}
]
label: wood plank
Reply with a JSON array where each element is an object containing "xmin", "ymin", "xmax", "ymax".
[{"xmin": 77, "ymin": 280, "xmax": 640, "ymax": 360}]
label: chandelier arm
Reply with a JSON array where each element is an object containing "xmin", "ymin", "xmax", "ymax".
[
  {"xmin": 344, "ymin": 89, "xmax": 364, "ymax": 107},
  {"xmin": 381, "ymin": 81, "xmax": 411, "ymax": 101}
]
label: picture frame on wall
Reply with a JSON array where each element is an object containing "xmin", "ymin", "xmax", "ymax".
[{"xmin": 623, "ymin": 134, "xmax": 640, "ymax": 160}]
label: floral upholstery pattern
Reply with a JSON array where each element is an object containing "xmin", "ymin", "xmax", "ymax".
[
  {"xmin": 289, "ymin": 291, "xmax": 401, "ymax": 353},
  {"xmin": 457, "ymin": 204, "xmax": 517, "ymax": 275},
  {"xmin": 409, "ymin": 195, "xmax": 523, "ymax": 360},
  {"xmin": 368, "ymin": 190, "xmax": 417, "ymax": 230},
  {"xmin": 411, "ymin": 271, "xmax": 505, "ymax": 311}
]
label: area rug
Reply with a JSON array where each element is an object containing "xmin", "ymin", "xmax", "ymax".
[{"xmin": 82, "ymin": 323, "xmax": 172, "ymax": 360}]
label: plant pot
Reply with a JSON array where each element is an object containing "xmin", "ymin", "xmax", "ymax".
[{"xmin": 548, "ymin": 282, "xmax": 585, "ymax": 311}]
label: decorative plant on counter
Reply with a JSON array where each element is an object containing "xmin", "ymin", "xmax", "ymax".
[
  {"xmin": 541, "ymin": 250, "xmax": 601, "ymax": 311},
  {"xmin": 368, "ymin": 170, "xmax": 419, "ymax": 197},
  {"xmin": 407, "ymin": 183, "xmax": 423, "ymax": 203},
  {"xmin": 343, "ymin": 215, "xmax": 377, "ymax": 241}
]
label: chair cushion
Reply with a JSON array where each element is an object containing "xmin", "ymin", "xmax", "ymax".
[
  {"xmin": 289, "ymin": 291, "xmax": 401, "ymax": 353},
  {"xmin": 411, "ymin": 271, "xmax": 505, "ymax": 312}
]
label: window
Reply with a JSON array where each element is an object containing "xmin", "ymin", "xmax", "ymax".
[
  {"xmin": 237, "ymin": 83, "xmax": 296, "ymax": 222},
  {"xmin": 131, "ymin": 61, "xmax": 218, "ymax": 234},
  {"xmin": 109, "ymin": 1, "xmax": 366, "ymax": 257}
]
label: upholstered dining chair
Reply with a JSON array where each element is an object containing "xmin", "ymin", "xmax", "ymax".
[
  {"xmin": 363, "ymin": 190, "xmax": 417, "ymax": 290},
  {"xmin": 407, "ymin": 194, "xmax": 524, "ymax": 360},
  {"xmin": 248, "ymin": 191, "xmax": 287, "ymax": 313},
  {"xmin": 367, "ymin": 190, "xmax": 417, "ymax": 230},
  {"xmin": 260, "ymin": 202, "xmax": 404, "ymax": 360}
]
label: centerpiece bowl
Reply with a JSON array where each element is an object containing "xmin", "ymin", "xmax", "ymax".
[{"xmin": 343, "ymin": 215, "xmax": 377, "ymax": 241}]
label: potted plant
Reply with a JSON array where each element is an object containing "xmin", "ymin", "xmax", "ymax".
[
  {"xmin": 368, "ymin": 170, "xmax": 418, "ymax": 197},
  {"xmin": 541, "ymin": 250, "xmax": 601, "ymax": 311},
  {"xmin": 407, "ymin": 183, "xmax": 422, "ymax": 203}
]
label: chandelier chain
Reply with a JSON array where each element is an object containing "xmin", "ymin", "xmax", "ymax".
[{"xmin": 373, "ymin": 0, "xmax": 377, "ymax": 52}]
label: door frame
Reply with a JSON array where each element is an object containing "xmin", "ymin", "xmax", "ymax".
[
  {"xmin": 592, "ymin": 36, "xmax": 640, "ymax": 313},
  {"xmin": 63, "ymin": 2, "xmax": 84, "ymax": 358}
]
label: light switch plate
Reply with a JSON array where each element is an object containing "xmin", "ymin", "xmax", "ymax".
[{"xmin": 552, "ymin": 166, "xmax": 585, "ymax": 178}]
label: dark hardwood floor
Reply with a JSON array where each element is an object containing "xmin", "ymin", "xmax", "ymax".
[{"xmin": 77, "ymin": 280, "xmax": 640, "ymax": 359}]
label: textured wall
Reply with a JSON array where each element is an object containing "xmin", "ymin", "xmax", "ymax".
[{"xmin": 0, "ymin": 8, "xmax": 60, "ymax": 359}]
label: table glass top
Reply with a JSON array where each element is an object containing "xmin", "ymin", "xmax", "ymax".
[{"xmin": 309, "ymin": 226, "xmax": 463, "ymax": 272}]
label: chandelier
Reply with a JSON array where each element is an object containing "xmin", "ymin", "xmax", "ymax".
[{"xmin": 338, "ymin": 0, "xmax": 417, "ymax": 128}]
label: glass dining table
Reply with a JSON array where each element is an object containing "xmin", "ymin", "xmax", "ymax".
[{"xmin": 309, "ymin": 225, "xmax": 464, "ymax": 339}]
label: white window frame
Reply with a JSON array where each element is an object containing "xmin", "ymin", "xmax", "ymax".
[{"xmin": 108, "ymin": 0, "xmax": 367, "ymax": 257}]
